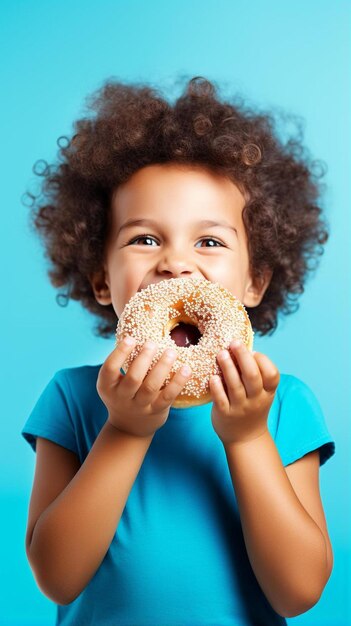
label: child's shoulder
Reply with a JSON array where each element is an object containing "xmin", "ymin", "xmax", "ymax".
[
  {"xmin": 53, "ymin": 363, "xmax": 102, "ymax": 393},
  {"xmin": 51, "ymin": 365, "xmax": 106, "ymax": 425},
  {"xmin": 276, "ymin": 372, "xmax": 322, "ymax": 412},
  {"xmin": 277, "ymin": 372, "xmax": 312, "ymax": 397},
  {"xmin": 55, "ymin": 363, "xmax": 101, "ymax": 378},
  {"xmin": 271, "ymin": 372, "xmax": 335, "ymax": 467}
]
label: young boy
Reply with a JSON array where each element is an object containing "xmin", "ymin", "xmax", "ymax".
[{"xmin": 22, "ymin": 76, "xmax": 335, "ymax": 626}]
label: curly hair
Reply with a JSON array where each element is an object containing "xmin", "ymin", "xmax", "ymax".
[{"xmin": 24, "ymin": 76, "xmax": 329, "ymax": 338}]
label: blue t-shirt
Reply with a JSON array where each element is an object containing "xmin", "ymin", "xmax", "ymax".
[{"xmin": 22, "ymin": 366, "xmax": 335, "ymax": 626}]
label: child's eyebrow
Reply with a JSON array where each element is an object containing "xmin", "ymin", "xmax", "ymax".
[
  {"xmin": 117, "ymin": 218, "xmax": 237, "ymax": 236},
  {"xmin": 197, "ymin": 219, "xmax": 238, "ymax": 236}
]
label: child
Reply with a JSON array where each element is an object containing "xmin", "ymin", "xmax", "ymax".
[{"xmin": 22, "ymin": 76, "xmax": 335, "ymax": 626}]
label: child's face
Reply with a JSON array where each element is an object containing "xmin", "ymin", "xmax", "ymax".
[{"xmin": 90, "ymin": 163, "xmax": 271, "ymax": 317}]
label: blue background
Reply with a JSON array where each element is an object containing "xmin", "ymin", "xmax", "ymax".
[{"xmin": 1, "ymin": 0, "xmax": 350, "ymax": 624}]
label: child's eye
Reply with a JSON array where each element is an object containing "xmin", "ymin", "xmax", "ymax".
[
  {"xmin": 127, "ymin": 235, "xmax": 224, "ymax": 247},
  {"xmin": 195, "ymin": 237, "xmax": 224, "ymax": 248},
  {"xmin": 128, "ymin": 235, "xmax": 159, "ymax": 246}
]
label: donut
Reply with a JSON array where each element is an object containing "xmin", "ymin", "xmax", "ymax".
[{"xmin": 115, "ymin": 277, "xmax": 254, "ymax": 408}]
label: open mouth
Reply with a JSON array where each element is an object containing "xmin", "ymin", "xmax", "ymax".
[{"xmin": 170, "ymin": 322, "xmax": 202, "ymax": 347}]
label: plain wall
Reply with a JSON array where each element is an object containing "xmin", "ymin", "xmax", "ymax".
[{"xmin": 1, "ymin": 0, "xmax": 350, "ymax": 624}]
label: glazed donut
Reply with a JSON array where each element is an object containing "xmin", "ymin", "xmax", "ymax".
[{"xmin": 115, "ymin": 277, "xmax": 254, "ymax": 408}]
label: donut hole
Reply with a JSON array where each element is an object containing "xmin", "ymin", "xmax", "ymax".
[{"xmin": 170, "ymin": 322, "xmax": 202, "ymax": 347}]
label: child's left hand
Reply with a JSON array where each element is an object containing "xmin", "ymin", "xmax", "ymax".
[{"xmin": 210, "ymin": 340, "xmax": 280, "ymax": 446}]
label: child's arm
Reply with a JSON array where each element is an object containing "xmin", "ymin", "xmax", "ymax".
[
  {"xmin": 224, "ymin": 433, "xmax": 332, "ymax": 618},
  {"xmin": 210, "ymin": 341, "xmax": 333, "ymax": 618},
  {"xmin": 26, "ymin": 427, "xmax": 153, "ymax": 605},
  {"xmin": 26, "ymin": 338, "xmax": 191, "ymax": 605}
]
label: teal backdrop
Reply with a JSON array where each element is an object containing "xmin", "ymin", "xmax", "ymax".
[{"xmin": 1, "ymin": 1, "xmax": 350, "ymax": 624}]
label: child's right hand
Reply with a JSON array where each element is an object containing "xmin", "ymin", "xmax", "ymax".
[{"xmin": 96, "ymin": 337, "xmax": 192, "ymax": 439}]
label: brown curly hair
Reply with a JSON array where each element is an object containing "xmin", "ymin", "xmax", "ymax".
[{"xmin": 24, "ymin": 76, "xmax": 329, "ymax": 338}]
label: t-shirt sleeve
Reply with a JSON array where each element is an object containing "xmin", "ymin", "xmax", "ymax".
[
  {"xmin": 275, "ymin": 375, "xmax": 335, "ymax": 467},
  {"xmin": 21, "ymin": 370, "xmax": 78, "ymax": 456}
]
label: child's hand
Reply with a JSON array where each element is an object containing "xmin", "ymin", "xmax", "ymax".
[
  {"xmin": 96, "ymin": 337, "xmax": 192, "ymax": 439},
  {"xmin": 210, "ymin": 341, "xmax": 280, "ymax": 446}
]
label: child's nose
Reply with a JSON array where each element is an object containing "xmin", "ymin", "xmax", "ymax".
[{"xmin": 156, "ymin": 249, "xmax": 195, "ymax": 278}]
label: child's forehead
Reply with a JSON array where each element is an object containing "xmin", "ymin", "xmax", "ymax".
[
  {"xmin": 111, "ymin": 162, "xmax": 248, "ymax": 206},
  {"xmin": 107, "ymin": 164, "xmax": 248, "ymax": 245}
]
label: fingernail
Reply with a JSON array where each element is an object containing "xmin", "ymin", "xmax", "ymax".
[
  {"xmin": 219, "ymin": 350, "xmax": 230, "ymax": 360},
  {"xmin": 180, "ymin": 365, "xmax": 191, "ymax": 376},
  {"xmin": 165, "ymin": 349, "xmax": 176, "ymax": 360},
  {"xmin": 124, "ymin": 336, "xmax": 135, "ymax": 346},
  {"xmin": 230, "ymin": 339, "xmax": 242, "ymax": 349},
  {"xmin": 144, "ymin": 341, "xmax": 157, "ymax": 350}
]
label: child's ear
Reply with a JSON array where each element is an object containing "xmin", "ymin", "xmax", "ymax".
[
  {"xmin": 243, "ymin": 268, "xmax": 273, "ymax": 307},
  {"xmin": 89, "ymin": 268, "xmax": 112, "ymax": 306}
]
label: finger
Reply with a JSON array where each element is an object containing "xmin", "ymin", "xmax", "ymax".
[
  {"xmin": 118, "ymin": 341, "xmax": 159, "ymax": 399},
  {"xmin": 209, "ymin": 374, "xmax": 230, "ymax": 413},
  {"xmin": 217, "ymin": 350, "xmax": 246, "ymax": 404},
  {"xmin": 217, "ymin": 349, "xmax": 246, "ymax": 404},
  {"xmin": 97, "ymin": 336, "xmax": 137, "ymax": 391},
  {"xmin": 135, "ymin": 347, "xmax": 178, "ymax": 404},
  {"xmin": 252, "ymin": 352, "xmax": 280, "ymax": 392},
  {"xmin": 228, "ymin": 341, "xmax": 263, "ymax": 398},
  {"xmin": 152, "ymin": 365, "xmax": 192, "ymax": 412}
]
